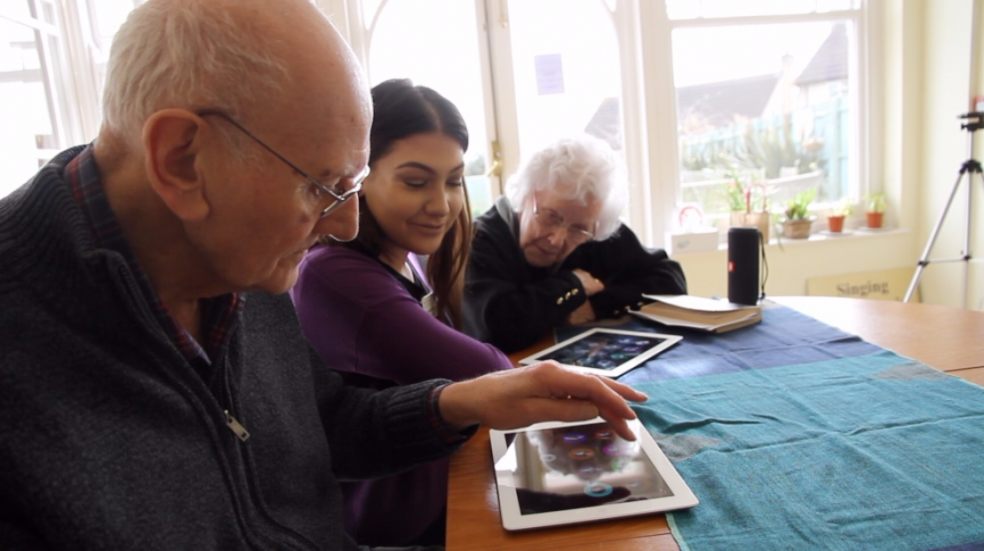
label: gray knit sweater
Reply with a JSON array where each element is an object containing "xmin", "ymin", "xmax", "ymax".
[{"xmin": 0, "ymin": 147, "xmax": 459, "ymax": 550}]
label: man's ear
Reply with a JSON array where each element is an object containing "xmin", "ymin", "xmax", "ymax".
[{"xmin": 142, "ymin": 109, "xmax": 211, "ymax": 221}]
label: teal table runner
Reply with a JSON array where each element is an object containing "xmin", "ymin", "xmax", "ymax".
[{"xmin": 563, "ymin": 306, "xmax": 984, "ymax": 550}]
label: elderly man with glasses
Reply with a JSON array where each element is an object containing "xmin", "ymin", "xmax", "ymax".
[
  {"xmin": 463, "ymin": 135, "xmax": 688, "ymax": 354},
  {"xmin": 0, "ymin": 1, "xmax": 649, "ymax": 549}
]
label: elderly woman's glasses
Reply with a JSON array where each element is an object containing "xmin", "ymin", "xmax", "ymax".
[
  {"xmin": 532, "ymin": 197, "xmax": 596, "ymax": 244},
  {"xmin": 196, "ymin": 109, "xmax": 369, "ymax": 219}
]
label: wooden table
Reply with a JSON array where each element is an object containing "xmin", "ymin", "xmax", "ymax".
[{"xmin": 445, "ymin": 297, "xmax": 984, "ymax": 550}]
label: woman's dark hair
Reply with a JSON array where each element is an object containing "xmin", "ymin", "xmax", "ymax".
[{"xmin": 346, "ymin": 78, "xmax": 472, "ymax": 327}]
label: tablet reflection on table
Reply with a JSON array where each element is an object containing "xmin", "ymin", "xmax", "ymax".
[{"xmin": 495, "ymin": 420, "xmax": 674, "ymax": 515}]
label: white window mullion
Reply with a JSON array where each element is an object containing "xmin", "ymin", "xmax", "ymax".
[
  {"xmin": 669, "ymin": 10, "xmax": 862, "ymax": 30},
  {"xmin": 482, "ymin": 0, "xmax": 522, "ymax": 190},
  {"xmin": 638, "ymin": 0, "xmax": 679, "ymax": 248},
  {"xmin": 857, "ymin": 1, "xmax": 877, "ymax": 202},
  {"xmin": 27, "ymin": 0, "xmax": 69, "ymax": 149},
  {"xmin": 473, "ymin": 0, "xmax": 505, "ymax": 197},
  {"xmin": 56, "ymin": 0, "xmax": 101, "ymax": 142},
  {"xmin": 612, "ymin": 0, "xmax": 652, "ymax": 243}
]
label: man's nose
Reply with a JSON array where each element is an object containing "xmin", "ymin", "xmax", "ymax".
[{"xmin": 316, "ymin": 195, "xmax": 360, "ymax": 242}]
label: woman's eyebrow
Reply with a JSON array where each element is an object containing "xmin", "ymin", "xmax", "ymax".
[
  {"xmin": 395, "ymin": 161, "xmax": 466, "ymax": 174},
  {"xmin": 395, "ymin": 161, "xmax": 436, "ymax": 173}
]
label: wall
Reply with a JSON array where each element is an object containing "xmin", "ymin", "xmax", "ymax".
[
  {"xmin": 673, "ymin": 231, "xmax": 915, "ymax": 298},
  {"xmin": 915, "ymin": 0, "xmax": 984, "ymax": 309}
]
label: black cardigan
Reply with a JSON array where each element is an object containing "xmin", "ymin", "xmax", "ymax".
[
  {"xmin": 0, "ymin": 147, "xmax": 460, "ymax": 550},
  {"xmin": 463, "ymin": 198, "xmax": 687, "ymax": 353}
]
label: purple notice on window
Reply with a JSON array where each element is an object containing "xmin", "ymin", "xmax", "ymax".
[{"xmin": 534, "ymin": 54, "xmax": 565, "ymax": 95}]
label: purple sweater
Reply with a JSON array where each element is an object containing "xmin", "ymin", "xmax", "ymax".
[{"xmin": 291, "ymin": 244, "xmax": 510, "ymax": 545}]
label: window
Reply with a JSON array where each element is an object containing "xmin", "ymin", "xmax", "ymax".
[
  {"xmin": 333, "ymin": 0, "xmax": 870, "ymax": 242},
  {"xmin": 664, "ymin": 0, "xmax": 864, "ymax": 235},
  {"xmin": 355, "ymin": 0, "xmax": 496, "ymax": 215},
  {"xmin": 496, "ymin": 0, "xmax": 627, "ymax": 190},
  {"xmin": 0, "ymin": 0, "xmax": 135, "ymax": 199},
  {"xmin": 5, "ymin": 0, "xmax": 872, "ymax": 244},
  {"xmin": 349, "ymin": 0, "xmax": 628, "ymax": 219}
]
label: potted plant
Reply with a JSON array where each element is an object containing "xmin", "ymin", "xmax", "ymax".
[
  {"xmin": 782, "ymin": 189, "xmax": 816, "ymax": 239},
  {"xmin": 726, "ymin": 174, "xmax": 771, "ymax": 241},
  {"xmin": 826, "ymin": 200, "xmax": 852, "ymax": 233},
  {"xmin": 865, "ymin": 192, "xmax": 886, "ymax": 229},
  {"xmin": 726, "ymin": 174, "xmax": 748, "ymax": 226}
]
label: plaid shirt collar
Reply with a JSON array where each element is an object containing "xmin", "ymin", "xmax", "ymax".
[{"xmin": 64, "ymin": 146, "xmax": 242, "ymax": 368}]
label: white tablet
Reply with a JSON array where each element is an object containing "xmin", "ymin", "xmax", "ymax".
[
  {"xmin": 489, "ymin": 417, "xmax": 699, "ymax": 531},
  {"xmin": 518, "ymin": 328, "xmax": 682, "ymax": 378}
]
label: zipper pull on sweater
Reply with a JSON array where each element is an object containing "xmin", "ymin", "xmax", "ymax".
[{"xmin": 224, "ymin": 410, "xmax": 250, "ymax": 442}]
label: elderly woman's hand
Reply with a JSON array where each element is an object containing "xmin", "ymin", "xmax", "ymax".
[
  {"xmin": 572, "ymin": 269, "xmax": 605, "ymax": 296},
  {"xmin": 566, "ymin": 301, "xmax": 596, "ymax": 325}
]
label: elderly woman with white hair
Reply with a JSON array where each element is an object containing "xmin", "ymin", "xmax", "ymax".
[{"xmin": 463, "ymin": 135, "xmax": 687, "ymax": 353}]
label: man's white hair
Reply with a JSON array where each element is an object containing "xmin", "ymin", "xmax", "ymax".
[
  {"xmin": 505, "ymin": 134, "xmax": 625, "ymax": 240},
  {"xmin": 101, "ymin": 0, "xmax": 290, "ymax": 147}
]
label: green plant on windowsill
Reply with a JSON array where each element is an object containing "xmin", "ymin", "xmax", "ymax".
[
  {"xmin": 725, "ymin": 172, "xmax": 772, "ymax": 240},
  {"xmin": 726, "ymin": 173, "xmax": 747, "ymax": 213},
  {"xmin": 865, "ymin": 192, "xmax": 887, "ymax": 229},
  {"xmin": 782, "ymin": 188, "xmax": 816, "ymax": 239},
  {"xmin": 865, "ymin": 192, "xmax": 886, "ymax": 213},
  {"xmin": 784, "ymin": 188, "xmax": 816, "ymax": 221}
]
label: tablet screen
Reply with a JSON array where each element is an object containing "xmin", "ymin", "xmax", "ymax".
[
  {"xmin": 534, "ymin": 333, "xmax": 670, "ymax": 371},
  {"xmin": 519, "ymin": 329, "xmax": 682, "ymax": 378},
  {"xmin": 491, "ymin": 418, "xmax": 698, "ymax": 530}
]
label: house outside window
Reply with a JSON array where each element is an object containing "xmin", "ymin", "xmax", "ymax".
[{"xmin": 653, "ymin": 0, "xmax": 865, "ymax": 238}]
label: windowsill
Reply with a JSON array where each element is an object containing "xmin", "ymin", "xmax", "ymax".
[
  {"xmin": 670, "ymin": 226, "xmax": 911, "ymax": 257},
  {"xmin": 767, "ymin": 226, "xmax": 909, "ymax": 247}
]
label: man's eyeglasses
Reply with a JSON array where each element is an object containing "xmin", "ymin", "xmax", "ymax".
[
  {"xmin": 196, "ymin": 108, "xmax": 369, "ymax": 219},
  {"xmin": 532, "ymin": 197, "xmax": 596, "ymax": 244}
]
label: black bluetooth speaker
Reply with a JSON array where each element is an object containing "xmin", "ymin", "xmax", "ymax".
[{"xmin": 727, "ymin": 227, "xmax": 760, "ymax": 305}]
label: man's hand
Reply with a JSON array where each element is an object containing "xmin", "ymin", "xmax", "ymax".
[
  {"xmin": 438, "ymin": 362, "xmax": 648, "ymax": 441},
  {"xmin": 572, "ymin": 269, "xmax": 605, "ymax": 296}
]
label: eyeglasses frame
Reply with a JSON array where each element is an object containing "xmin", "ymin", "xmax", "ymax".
[
  {"xmin": 531, "ymin": 196, "xmax": 597, "ymax": 244},
  {"xmin": 196, "ymin": 108, "xmax": 369, "ymax": 218}
]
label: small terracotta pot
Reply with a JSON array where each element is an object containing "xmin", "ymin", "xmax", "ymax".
[
  {"xmin": 866, "ymin": 212, "xmax": 884, "ymax": 229},
  {"xmin": 827, "ymin": 215, "xmax": 845, "ymax": 233}
]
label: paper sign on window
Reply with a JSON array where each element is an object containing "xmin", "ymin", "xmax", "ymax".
[{"xmin": 534, "ymin": 54, "xmax": 565, "ymax": 95}]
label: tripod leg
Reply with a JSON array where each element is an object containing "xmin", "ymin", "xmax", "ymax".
[
  {"xmin": 905, "ymin": 263, "xmax": 928, "ymax": 303},
  {"xmin": 903, "ymin": 170, "xmax": 968, "ymax": 302},
  {"xmin": 961, "ymin": 172, "xmax": 974, "ymax": 306},
  {"xmin": 962, "ymin": 171, "xmax": 982, "ymax": 307}
]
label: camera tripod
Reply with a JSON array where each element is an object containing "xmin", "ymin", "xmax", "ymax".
[{"xmin": 903, "ymin": 112, "xmax": 983, "ymax": 304}]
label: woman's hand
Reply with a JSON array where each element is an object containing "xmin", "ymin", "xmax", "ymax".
[{"xmin": 572, "ymin": 269, "xmax": 605, "ymax": 296}]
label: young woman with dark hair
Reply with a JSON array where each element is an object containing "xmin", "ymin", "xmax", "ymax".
[{"xmin": 290, "ymin": 78, "xmax": 511, "ymax": 547}]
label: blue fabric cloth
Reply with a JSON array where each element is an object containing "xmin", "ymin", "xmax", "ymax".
[{"xmin": 560, "ymin": 305, "xmax": 984, "ymax": 550}]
